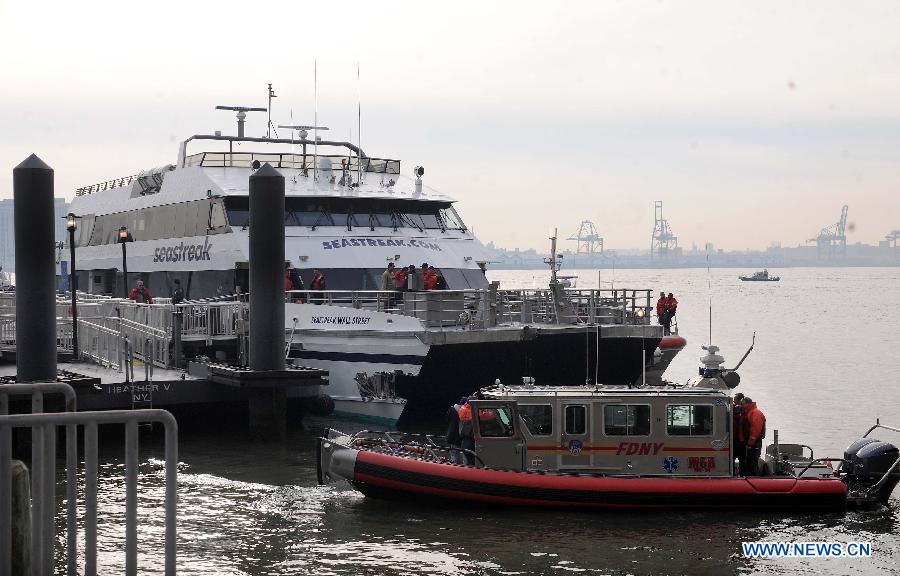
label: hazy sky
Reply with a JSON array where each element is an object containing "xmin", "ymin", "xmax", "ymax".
[{"xmin": 2, "ymin": 1, "xmax": 899, "ymax": 251}]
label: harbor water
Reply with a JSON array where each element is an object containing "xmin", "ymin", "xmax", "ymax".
[{"xmin": 60, "ymin": 267, "xmax": 900, "ymax": 575}]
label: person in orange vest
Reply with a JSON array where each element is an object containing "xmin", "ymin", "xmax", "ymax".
[
  {"xmin": 741, "ymin": 396, "xmax": 767, "ymax": 476},
  {"xmin": 655, "ymin": 291, "xmax": 667, "ymax": 330},
  {"xmin": 394, "ymin": 266, "xmax": 408, "ymax": 292},
  {"xmin": 457, "ymin": 399, "xmax": 475, "ymax": 465},
  {"xmin": 424, "ymin": 265, "xmax": 438, "ymax": 290}
]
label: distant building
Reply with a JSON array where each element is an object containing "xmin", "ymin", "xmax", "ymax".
[{"xmin": 0, "ymin": 197, "xmax": 69, "ymax": 272}]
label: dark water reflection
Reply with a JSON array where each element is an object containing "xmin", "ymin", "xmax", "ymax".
[{"xmin": 57, "ymin": 267, "xmax": 900, "ymax": 575}]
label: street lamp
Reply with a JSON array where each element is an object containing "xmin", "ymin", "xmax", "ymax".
[
  {"xmin": 66, "ymin": 213, "xmax": 80, "ymax": 358},
  {"xmin": 119, "ymin": 226, "xmax": 133, "ymax": 298}
]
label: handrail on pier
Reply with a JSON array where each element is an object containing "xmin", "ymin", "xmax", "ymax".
[{"xmin": 0, "ymin": 407, "xmax": 178, "ymax": 576}]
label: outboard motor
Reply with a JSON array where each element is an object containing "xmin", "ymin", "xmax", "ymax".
[{"xmin": 843, "ymin": 439, "xmax": 900, "ymax": 504}]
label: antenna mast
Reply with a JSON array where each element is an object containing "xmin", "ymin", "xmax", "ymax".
[
  {"xmin": 357, "ymin": 62, "xmax": 362, "ymax": 187},
  {"xmin": 267, "ymin": 83, "xmax": 278, "ymax": 138},
  {"xmin": 314, "ymin": 59, "xmax": 319, "ymax": 183}
]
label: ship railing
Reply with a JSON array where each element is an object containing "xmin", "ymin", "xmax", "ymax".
[
  {"xmin": 286, "ymin": 289, "xmax": 487, "ymax": 328},
  {"xmin": 497, "ymin": 288, "xmax": 654, "ymax": 326},
  {"xmin": 74, "ymin": 173, "xmax": 140, "ymax": 196},
  {"xmin": 184, "ymin": 151, "xmax": 401, "ymax": 174},
  {"xmin": 285, "ymin": 287, "xmax": 655, "ymax": 328}
]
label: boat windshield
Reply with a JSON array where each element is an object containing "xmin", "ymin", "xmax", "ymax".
[{"xmin": 224, "ymin": 197, "xmax": 467, "ymax": 231}]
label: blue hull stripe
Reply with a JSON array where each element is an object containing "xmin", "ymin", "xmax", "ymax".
[{"xmin": 287, "ymin": 349, "xmax": 425, "ymax": 366}]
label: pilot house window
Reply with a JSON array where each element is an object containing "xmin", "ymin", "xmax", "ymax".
[
  {"xmin": 666, "ymin": 405, "xmax": 714, "ymax": 436},
  {"xmin": 564, "ymin": 405, "xmax": 587, "ymax": 435},
  {"xmin": 477, "ymin": 406, "xmax": 516, "ymax": 438},
  {"xmin": 520, "ymin": 404, "xmax": 553, "ymax": 436},
  {"xmin": 604, "ymin": 405, "xmax": 651, "ymax": 436}
]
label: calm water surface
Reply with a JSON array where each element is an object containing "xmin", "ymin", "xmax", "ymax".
[{"xmin": 65, "ymin": 267, "xmax": 900, "ymax": 575}]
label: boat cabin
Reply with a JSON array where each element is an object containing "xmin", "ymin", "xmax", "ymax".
[{"xmin": 471, "ymin": 384, "xmax": 734, "ymax": 477}]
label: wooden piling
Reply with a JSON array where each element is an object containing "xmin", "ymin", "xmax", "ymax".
[{"xmin": 11, "ymin": 460, "xmax": 31, "ymax": 576}]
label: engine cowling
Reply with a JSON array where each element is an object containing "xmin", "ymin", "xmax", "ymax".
[{"xmin": 844, "ymin": 439, "xmax": 900, "ymax": 503}]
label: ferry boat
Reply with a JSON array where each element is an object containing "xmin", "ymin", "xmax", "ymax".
[
  {"xmin": 317, "ymin": 347, "xmax": 900, "ymax": 510},
  {"xmin": 61, "ymin": 104, "xmax": 675, "ymax": 425},
  {"xmin": 739, "ymin": 269, "xmax": 780, "ymax": 282}
]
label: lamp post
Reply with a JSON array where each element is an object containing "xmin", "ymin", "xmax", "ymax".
[
  {"xmin": 119, "ymin": 226, "xmax": 133, "ymax": 298},
  {"xmin": 67, "ymin": 213, "xmax": 80, "ymax": 358}
]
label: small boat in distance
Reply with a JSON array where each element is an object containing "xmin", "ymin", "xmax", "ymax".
[{"xmin": 740, "ymin": 269, "xmax": 780, "ymax": 282}]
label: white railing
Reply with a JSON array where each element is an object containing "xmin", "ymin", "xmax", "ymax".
[{"xmin": 286, "ymin": 287, "xmax": 655, "ymax": 328}]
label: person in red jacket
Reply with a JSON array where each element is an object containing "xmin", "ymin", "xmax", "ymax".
[
  {"xmin": 655, "ymin": 291, "xmax": 667, "ymax": 330},
  {"xmin": 741, "ymin": 396, "xmax": 766, "ymax": 476},
  {"xmin": 128, "ymin": 280, "xmax": 153, "ymax": 304},
  {"xmin": 424, "ymin": 266, "xmax": 438, "ymax": 290},
  {"xmin": 394, "ymin": 266, "xmax": 408, "ymax": 292}
]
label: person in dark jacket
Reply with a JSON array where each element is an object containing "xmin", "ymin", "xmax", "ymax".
[
  {"xmin": 445, "ymin": 396, "xmax": 467, "ymax": 464},
  {"xmin": 741, "ymin": 396, "xmax": 766, "ymax": 476},
  {"xmin": 171, "ymin": 279, "xmax": 185, "ymax": 304},
  {"xmin": 457, "ymin": 399, "xmax": 475, "ymax": 465}
]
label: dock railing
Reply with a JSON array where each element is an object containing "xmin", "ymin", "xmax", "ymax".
[
  {"xmin": 0, "ymin": 405, "xmax": 178, "ymax": 576},
  {"xmin": 0, "ymin": 383, "xmax": 78, "ymax": 576}
]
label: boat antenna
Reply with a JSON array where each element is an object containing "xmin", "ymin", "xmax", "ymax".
[
  {"xmin": 214, "ymin": 105, "xmax": 267, "ymax": 138},
  {"xmin": 314, "ymin": 59, "xmax": 319, "ymax": 183},
  {"xmin": 357, "ymin": 61, "xmax": 362, "ymax": 187},
  {"xmin": 267, "ymin": 83, "xmax": 278, "ymax": 139},
  {"xmin": 707, "ymin": 252, "xmax": 712, "ymax": 345}
]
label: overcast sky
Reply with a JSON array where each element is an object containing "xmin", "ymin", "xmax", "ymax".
[{"xmin": 2, "ymin": 1, "xmax": 898, "ymax": 251}]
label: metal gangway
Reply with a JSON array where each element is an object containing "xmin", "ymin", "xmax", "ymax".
[
  {"xmin": 0, "ymin": 292, "xmax": 249, "ymax": 371},
  {"xmin": 0, "ymin": 382, "xmax": 177, "ymax": 575}
]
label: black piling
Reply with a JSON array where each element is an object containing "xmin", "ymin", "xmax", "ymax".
[
  {"xmin": 13, "ymin": 155, "xmax": 57, "ymax": 382},
  {"xmin": 248, "ymin": 163, "xmax": 286, "ymax": 440}
]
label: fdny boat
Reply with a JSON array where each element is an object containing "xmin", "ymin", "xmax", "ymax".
[
  {"xmin": 61, "ymin": 101, "xmax": 677, "ymax": 425},
  {"xmin": 318, "ymin": 346, "xmax": 900, "ymax": 510}
]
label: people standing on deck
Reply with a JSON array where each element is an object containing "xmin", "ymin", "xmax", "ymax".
[
  {"xmin": 457, "ymin": 399, "xmax": 475, "ymax": 465},
  {"xmin": 424, "ymin": 264, "xmax": 438, "ymax": 290},
  {"xmin": 445, "ymin": 396, "xmax": 467, "ymax": 464},
  {"xmin": 406, "ymin": 265, "xmax": 422, "ymax": 291},
  {"xmin": 741, "ymin": 396, "xmax": 767, "ymax": 476},
  {"xmin": 381, "ymin": 263, "xmax": 396, "ymax": 309},
  {"xmin": 128, "ymin": 280, "xmax": 153, "ymax": 304},
  {"xmin": 394, "ymin": 265, "xmax": 408, "ymax": 293},
  {"xmin": 432, "ymin": 267, "xmax": 448, "ymax": 290},
  {"xmin": 656, "ymin": 291, "xmax": 667, "ymax": 328},
  {"xmin": 171, "ymin": 279, "xmax": 185, "ymax": 305},
  {"xmin": 662, "ymin": 292, "xmax": 678, "ymax": 335},
  {"xmin": 309, "ymin": 269, "xmax": 326, "ymax": 304},
  {"xmin": 732, "ymin": 392, "xmax": 746, "ymax": 474}
]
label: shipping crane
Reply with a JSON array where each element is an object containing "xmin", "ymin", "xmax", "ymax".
[
  {"xmin": 809, "ymin": 205, "xmax": 848, "ymax": 260},
  {"xmin": 650, "ymin": 201, "xmax": 678, "ymax": 258},
  {"xmin": 567, "ymin": 221, "xmax": 604, "ymax": 256}
]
